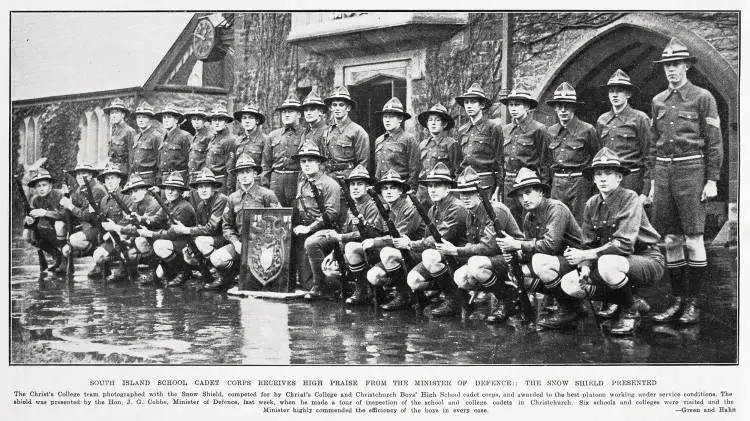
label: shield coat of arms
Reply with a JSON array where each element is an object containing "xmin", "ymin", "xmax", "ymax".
[{"xmin": 239, "ymin": 208, "xmax": 293, "ymax": 292}]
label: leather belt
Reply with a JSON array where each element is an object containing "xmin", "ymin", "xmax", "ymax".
[
  {"xmin": 554, "ymin": 172, "xmax": 583, "ymax": 178},
  {"xmin": 329, "ymin": 162, "xmax": 355, "ymax": 171},
  {"xmin": 503, "ymin": 171, "xmax": 518, "ymax": 178},
  {"xmin": 274, "ymin": 169, "xmax": 299, "ymax": 174},
  {"xmin": 656, "ymin": 154, "xmax": 702, "ymax": 163},
  {"xmin": 136, "ymin": 170, "xmax": 156, "ymax": 176},
  {"xmin": 475, "ymin": 171, "xmax": 494, "ymax": 177}
]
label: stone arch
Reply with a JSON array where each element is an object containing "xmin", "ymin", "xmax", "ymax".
[
  {"xmin": 535, "ymin": 12, "xmax": 738, "ymax": 215},
  {"xmin": 26, "ymin": 116, "xmax": 36, "ymax": 164},
  {"xmin": 76, "ymin": 114, "xmax": 88, "ymax": 164},
  {"xmin": 94, "ymin": 107, "xmax": 108, "ymax": 164}
]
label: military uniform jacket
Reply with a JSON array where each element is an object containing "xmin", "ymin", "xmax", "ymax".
[
  {"xmin": 458, "ymin": 115, "xmax": 504, "ymax": 188},
  {"xmin": 231, "ymin": 127, "xmax": 267, "ymax": 187},
  {"xmin": 547, "ymin": 116, "xmax": 600, "ymax": 172},
  {"xmin": 302, "ymin": 119, "xmax": 328, "ymax": 151},
  {"xmin": 222, "ymin": 183, "xmax": 281, "ymax": 244},
  {"xmin": 647, "ymin": 81, "xmax": 723, "ymax": 184},
  {"xmin": 339, "ymin": 194, "xmax": 387, "ymax": 242},
  {"xmin": 188, "ymin": 191, "xmax": 228, "ymax": 237},
  {"xmin": 70, "ymin": 180, "xmax": 108, "ymax": 228},
  {"xmin": 29, "ymin": 189, "xmax": 65, "ymax": 229},
  {"xmin": 205, "ymin": 127, "xmax": 236, "ymax": 179},
  {"xmin": 119, "ymin": 195, "xmax": 164, "ymax": 236},
  {"xmin": 457, "ymin": 201, "xmax": 521, "ymax": 258},
  {"xmin": 369, "ymin": 195, "xmax": 425, "ymax": 249},
  {"xmin": 520, "ymin": 197, "xmax": 582, "ymax": 256},
  {"xmin": 581, "ymin": 186, "xmax": 661, "ymax": 259},
  {"xmin": 374, "ymin": 127, "xmax": 422, "ymax": 192},
  {"xmin": 503, "ymin": 114, "xmax": 551, "ymax": 181},
  {"xmin": 419, "ymin": 133, "xmax": 462, "ymax": 179},
  {"xmin": 99, "ymin": 190, "xmax": 132, "ymax": 226},
  {"xmin": 108, "ymin": 121, "xmax": 136, "ymax": 173},
  {"xmin": 596, "ymin": 104, "xmax": 651, "ymax": 172},
  {"xmin": 131, "ymin": 125, "xmax": 163, "ymax": 175},
  {"xmin": 262, "ymin": 123, "xmax": 303, "ymax": 178},
  {"xmin": 150, "ymin": 197, "xmax": 197, "ymax": 241},
  {"xmin": 411, "ymin": 194, "xmax": 468, "ymax": 253},
  {"xmin": 324, "ymin": 116, "xmax": 370, "ymax": 173},
  {"xmin": 158, "ymin": 127, "xmax": 192, "ymax": 181},
  {"xmin": 188, "ymin": 126, "xmax": 214, "ymax": 174},
  {"xmin": 295, "ymin": 172, "xmax": 341, "ymax": 232}
]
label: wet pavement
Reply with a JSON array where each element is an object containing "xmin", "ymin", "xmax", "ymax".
[{"xmin": 10, "ymin": 238, "xmax": 738, "ymax": 365}]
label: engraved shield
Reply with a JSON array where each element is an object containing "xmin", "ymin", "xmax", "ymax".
[{"xmin": 240, "ymin": 207, "xmax": 293, "ymax": 292}]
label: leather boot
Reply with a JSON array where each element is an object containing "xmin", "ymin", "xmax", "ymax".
[
  {"xmin": 167, "ymin": 259, "xmax": 190, "ymax": 287},
  {"xmin": 41, "ymin": 241, "xmax": 64, "ymax": 274},
  {"xmin": 345, "ymin": 270, "xmax": 370, "ymax": 306},
  {"xmin": 485, "ymin": 295, "xmax": 518, "ymax": 324},
  {"xmin": 609, "ymin": 306, "xmax": 640, "ymax": 336},
  {"xmin": 596, "ymin": 302, "xmax": 619, "ymax": 319},
  {"xmin": 380, "ymin": 266, "xmax": 410, "ymax": 311},
  {"xmin": 88, "ymin": 260, "xmax": 106, "ymax": 279},
  {"xmin": 678, "ymin": 297, "xmax": 700, "ymax": 324},
  {"xmin": 203, "ymin": 268, "xmax": 235, "ymax": 291},
  {"xmin": 430, "ymin": 270, "xmax": 461, "ymax": 318},
  {"xmin": 105, "ymin": 262, "xmax": 128, "ymax": 283},
  {"xmin": 537, "ymin": 284, "xmax": 582, "ymax": 329},
  {"xmin": 651, "ymin": 296, "xmax": 684, "ymax": 323}
]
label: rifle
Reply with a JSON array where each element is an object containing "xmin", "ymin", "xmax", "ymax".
[
  {"xmin": 475, "ymin": 184, "xmax": 535, "ymax": 322},
  {"xmin": 307, "ymin": 176, "xmax": 348, "ymax": 300},
  {"xmin": 81, "ymin": 180, "xmax": 138, "ymax": 283},
  {"xmin": 337, "ymin": 178, "xmax": 369, "ymax": 240},
  {"xmin": 15, "ymin": 176, "xmax": 48, "ymax": 271},
  {"xmin": 366, "ymin": 187, "xmax": 416, "ymax": 268},
  {"xmin": 63, "ymin": 170, "xmax": 76, "ymax": 278},
  {"xmin": 147, "ymin": 187, "xmax": 213, "ymax": 283}
]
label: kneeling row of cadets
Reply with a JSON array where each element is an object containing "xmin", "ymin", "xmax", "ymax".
[{"xmin": 22, "ymin": 142, "xmax": 668, "ymax": 336}]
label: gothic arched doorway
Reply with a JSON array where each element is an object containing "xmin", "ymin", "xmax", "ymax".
[{"xmin": 536, "ymin": 14, "xmax": 738, "ymax": 237}]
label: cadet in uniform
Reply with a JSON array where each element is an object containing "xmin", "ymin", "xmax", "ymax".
[
  {"xmin": 363, "ymin": 170, "xmax": 425, "ymax": 311},
  {"xmin": 186, "ymin": 106, "xmax": 212, "ymax": 177},
  {"xmin": 417, "ymin": 103, "xmax": 461, "ymax": 186},
  {"xmin": 130, "ymin": 102, "xmax": 162, "ymax": 186},
  {"xmin": 263, "ymin": 93, "xmax": 304, "ymax": 207},
  {"xmin": 59, "ymin": 162, "xmax": 108, "ymax": 265},
  {"xmin": 136, "ymin": 172, "xmax": 197, "ymax": 287},
  {"xmin": 546, "ymin": 82, "xmax": 600, "ymax": 224},
  {"xmin": 204, "ymin": 103, "xmax": 236, "ymax": 192},
  {"xmin": 301, "ymin": 88, "xmax": 329, "ymax": 151},
  {"xmin": 211, "ymin": 154, "xmax": 280, "ymax": 290},
  {"xmin": 402, "ymin": 163, "xmax": 468, "ymax": 317},
  {"xmin": 373, "ymin": 97, "xmax": 422, "ymax": 193},
  {"xmin": 231, "ymin": 102, "xmax": 267, "ymax": 187},
  {"xmin": 155, "ymin": 104, "xmax": 192, "ymax": 183},
  {"xmin": 89, "ymin": 162, "xmax": 129, "ymax": 279},
  {"xmin": 323, "ymin": 86, "xmax": 370, "ymax": 177},
  {"xmin": 596, "ymin": 69, "xmax": 652, "ymax": 195},
  {"xmin": 291, "ymin": 142, "xmax": 341, "ymax": 295},
  {"xmin": 304, "ymin": 165, "xmax": 384, "ymax": 303},
  {"xmin": 103, "ymin": 98, "xmax": 136, "ymax": 174},
  {"xmin": 455, "ymin": 83, "xmax": 504, "ymax": 198},
  {"xmin": 495, "ymin": 168, "xmax": 583, "ymax": 329},
  {"xmin": 450, "ymin": 167, "xmax": 524, "ymax": 324},
  {"xmin": 499, "ymin": 87, "xmax": 551, "ymax": 225},
  {"xmin": 560, "ymin": 148, "xmax": 664, "ymax": 336},
  {"xmin": 647, "ymin": 38, "xmax": 723, "ymax": 325},
  {"xmin": 171, "ymin": 168, "xmax": 229, "ymax": 285},
  {"xmin": 23, "ymin": 168, "xmax": 65, "ymax": 274}
]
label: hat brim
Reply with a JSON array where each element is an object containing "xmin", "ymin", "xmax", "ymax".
[
  {"xmin": 302, "ymin": 102, "xmax": 328, "ymax": 111},
  {"xmin": 97, "ymin": 171, "xmax": 126, "ymax": 181},
  {"xmin": 451, "ymin": 182, "xmax": 491, "ymax": 193},
  {"xmin": 419, "ymin": 177, "xmax": 456, "ymax": 187},
  {"xmin": 134, "ymin": 111, "xmax": 156, "ymax": 118},
  {"xmin": 653, "ymin": 56, "xmax": 697, "ymax": 64},
  {"xmin": 230, "ymin": 165, "xmax": 262, "ymax": 174},
  {"xmin": 582, "ymin": 164, "xmax": 631, "ymax": 180},
  {"xmin": 546, "ymin": 99, "xmax": 585, "ymax": 107},
  {"xmin": 184, "ymin": 112, "xmax": 208, "ymax": 120},
  {"xmin": 160, "ymin": 183, "xmax": 189, "ymax": 191},
  {"xmin": 455, "ymin": 95, "xmax": 492, "ymax": 109},
  {"xmin": 189, "ymin": 179, "xmax": 223, "ymax": 188},
  {"xmin": 208, "ymin": 114, "xmax": 234, "ymax": 123},
  {"xmin": 374, "ymin": 179, "xmax": 409, "ymax": 191},
  {"xmin": 417, "ymin": 111, "xmax": 455, "ymax": 131},
  {"xmin": 347, "ymin": 175, "xmax": 375, "ymax": 184},
  {"xmin": 233, "ymin": 111, "xmax": 266, "ymax": 125},
  {"xmin": 28, "ymin": 176, "xmax": 55, "ymax": 187},
  {"xmin": 374, "ymin": 110, "xmax": 412, "ymax": 120},
  {"xmin": 275, "ymin": 105, "xmax": 302, "ymax": 112},
  {"xmin": 122, "ymin": 183, "xmax": 150, "ymax": 193},
  {"xmin": 602, "ymin": 83, "xmax": 640, "ymax": 93},
  {"xmin": 104, "ymin": 106, "xmax": 131, "ymax": 115},
  {"xmin": 499, "ymin": 97, "xmax": 539, "ymax": 109},
  {"xmin": 507, "ymin": 181, "xmax": 550, "ymax": 197},
  {"xmin": 155, "ymin": 111, "xmax": 184, "ymax": 121},
  {"xmin": 324, "ymin": 97, "xmax": 356, "ymax": 109},
  {"xmin": 292, "ymin": 153, "xmax": 327, "ymax": 161}
]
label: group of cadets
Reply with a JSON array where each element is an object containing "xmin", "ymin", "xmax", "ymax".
[{"xmin": 21, "ymin": 38, "xmax": 722, "ymax": 337}]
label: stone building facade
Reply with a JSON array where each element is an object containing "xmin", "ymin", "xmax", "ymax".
[{"xmin": 12, "ymin": 11, "xmax": 738, "ymax": 238}]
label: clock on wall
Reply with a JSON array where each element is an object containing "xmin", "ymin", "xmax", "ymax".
[{"xmin": 193, "ymin": 18, "xmax": 217, "ymax": 60}]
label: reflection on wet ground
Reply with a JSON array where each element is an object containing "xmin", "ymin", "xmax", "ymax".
[{"xmin": 10, "ymin": 238, "xmax": 738, "ymax": 364}]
